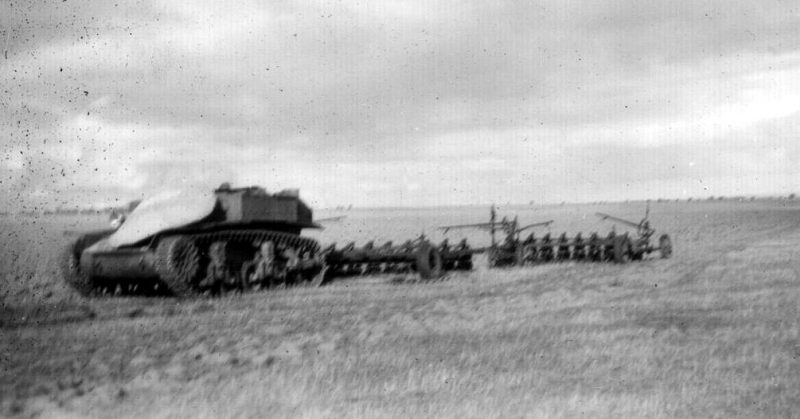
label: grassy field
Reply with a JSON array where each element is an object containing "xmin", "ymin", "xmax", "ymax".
[{"xmin": 2, "ymin": 200, "xmax": 800, "ymax": 417}]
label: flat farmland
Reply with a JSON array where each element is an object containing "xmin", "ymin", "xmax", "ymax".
[{"xmin": 2, "ymin": 200, "xmax": 800, "ymax": 418}]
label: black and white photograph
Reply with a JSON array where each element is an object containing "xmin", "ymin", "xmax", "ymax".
[{"xmin": 2, "ymin": 0, "xmax": 800, "ymax": 417}]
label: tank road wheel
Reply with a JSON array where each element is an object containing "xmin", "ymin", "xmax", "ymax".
[
  {"xmin": 59, "ymin": 239, "xmax": 94, "ymax": 297},
  {"xmin": 659, "ymin": 234, "xmax": 673, "ymax": 259},
  {"xmin": 612, "ymin": 236, "xmax": 632, "ymax": 264},
  {"xmin": 415, "ymin": 242, "xmax": 443, "ymax": 279},
  {"xmin": 155, "ymin": 236, "xmax": 202, "ymax": 297}
]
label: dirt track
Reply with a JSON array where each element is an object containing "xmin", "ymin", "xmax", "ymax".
[{"xmin": 2, "ymin": 201, "xmax": 800, "ymax": 418}]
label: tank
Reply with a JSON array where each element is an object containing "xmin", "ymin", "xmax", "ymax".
[{"xmin": 61, "ymin": 184, "xmax": 326, "ymax": 297}]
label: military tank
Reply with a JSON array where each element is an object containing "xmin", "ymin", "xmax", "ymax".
[
  {"xmin": 61, "ymin": 183, "xmax": 459, "ymax": 297},
  {"xmin": 61, "ymin": 184, "xmax": 328, "ymax": 297}
]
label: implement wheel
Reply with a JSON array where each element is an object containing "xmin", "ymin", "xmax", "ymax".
[
  {"xmin": 659, "ymin": 234, "xmax": 673, "ymax": 259},
  {"xmin": 415, "ymin": 242, "xmax": 443, "ymax": 279},
  {"xmin": 612, "ymin": 235, "xmax": 632, "ymax": 264}
]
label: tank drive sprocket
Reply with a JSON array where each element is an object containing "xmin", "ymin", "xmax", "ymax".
[{"xmin": 155, "ymin": 235, "xmax": 202, "ymax": 297}]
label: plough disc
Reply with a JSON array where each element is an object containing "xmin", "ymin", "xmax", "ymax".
[
  {"xmin": 659, "ymin": 234, "xmax": 673, "ymax": 259},
  {"xmin": 322, "ymin": 239, "xmax": 475, "ymax": 279}
]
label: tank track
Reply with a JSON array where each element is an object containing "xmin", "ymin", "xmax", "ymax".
[
  {"xmin": 155, "ymin": 229, "xmax": 321, "ymax": 297},
  {"xmin": 187, "ymin": 229, "xmax": 320, "ymax": 255}
]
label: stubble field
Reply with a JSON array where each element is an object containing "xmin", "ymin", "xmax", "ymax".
[{"xmin": 2, "ymin": 200, "xmax": 800, "ymax": 418}]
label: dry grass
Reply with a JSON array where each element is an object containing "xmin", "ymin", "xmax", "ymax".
[{"xmin": 2, "ymin": 201, "xmax": 800, "ymax": 418}]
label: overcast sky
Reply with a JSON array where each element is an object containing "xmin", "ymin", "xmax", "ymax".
[{"xmin": 2, "ymin": 0, "xmax": 799, "ymax": 210}]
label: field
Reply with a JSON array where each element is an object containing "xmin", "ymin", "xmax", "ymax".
[{"xmin": 2, "ymin": 200, "xmax": 800, "ymax": 418}]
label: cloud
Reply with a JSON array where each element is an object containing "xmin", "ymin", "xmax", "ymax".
[{"xmin": 2, "ymin": 0, "xmax": 800, "ymax": 211}]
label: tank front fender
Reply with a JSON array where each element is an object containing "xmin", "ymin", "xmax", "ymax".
[{"xmin": 80, "ymin": 248, "xmax": 159, "ymax": 280}]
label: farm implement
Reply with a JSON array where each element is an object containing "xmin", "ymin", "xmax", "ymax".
[{"xmin": 439, "ymin": 205, "xmax": 673, "ymax": 267}]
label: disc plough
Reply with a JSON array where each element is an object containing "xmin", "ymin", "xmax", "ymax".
[
  {"xmin": 440, "ymin": 205, "xmax": 673, "ymax": 268},
  {"xmin": 321, "ymin": 236, "xmax": 474, "ymax": 280}
]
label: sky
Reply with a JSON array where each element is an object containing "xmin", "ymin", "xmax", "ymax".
[{"xmin": 1, "ymin": 0, "xmax": 799, "ymax": 210}]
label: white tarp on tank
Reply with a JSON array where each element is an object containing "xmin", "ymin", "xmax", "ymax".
[{"xmin": 106, "ymin": 188, "xmax": 217, "ymax": 247}]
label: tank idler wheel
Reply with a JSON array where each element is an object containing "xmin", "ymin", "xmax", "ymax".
[
  {"xmin": 59, "ymin": 240, "xmax": 94, "ymax": 297},
  {"xmin": 155, "ymin": 236, "xmax": 202, "ymax": 298},
  {"xmin": 612, "ymin": 236, "xmax": 632, "ymax": 264},
  {"xmin": 415, "ymin": 242, "xmax": 443, "ymax": 279},
  {"xmin": 659, "ymin": 234, "xmax": 673, "ymax": 259}
]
